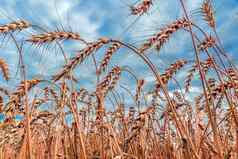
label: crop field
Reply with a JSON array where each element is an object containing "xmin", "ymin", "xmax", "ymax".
[{"xmin": 0, "ymin": 0, "xmax": 238, "ymax": 158}]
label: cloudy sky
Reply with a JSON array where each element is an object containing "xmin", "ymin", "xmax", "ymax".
[{"xmin": 0, "ymin": 0, "xmax": 237, "ymax": 108}]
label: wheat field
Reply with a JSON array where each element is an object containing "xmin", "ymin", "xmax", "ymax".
[{"xmin": 0, "ymin": 0, "xmax": 238, "ymax": 158}]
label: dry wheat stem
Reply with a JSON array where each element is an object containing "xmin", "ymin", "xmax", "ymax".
[{"xmin": 179, "ymin": 0, "xmax": 222, "ymax": 158}]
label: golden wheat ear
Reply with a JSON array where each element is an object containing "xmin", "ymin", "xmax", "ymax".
[
  {"xmin": 26, "ymin": 31, "xmax": 84, "ymax": 44},
  {"xmin": 201, "ymin": 0, "xmax": 216, "ymax": 28},
  {"xmin": 139, "ymin": 18, "xmax": 191, "ymax": 53},
  {"xmin": 97, "ymin": 42, "xmax": 122, "ymax": 75},
  {"xmin": 130, "ymin": 0, "xmax": 153, "ymax": 16},
  {"xmin": 185, "ymin": 65, "xmax": 197, "ymax": 93},
  {"xmin": 198, "ymin": 36, "xmax": 216, "ymax": 52},
  {"xmin": 52, "ymin": 37, "xmax": 110, "ymax": 82},
  {"xmin": 14, "ymin": 79, "xmax": 42, "ymax": 96},
  {"xmin": 135, "ymin": 79, "xmax": 145, "ymax": 101},
  {"xmin": 96, "ymin": 66, "xmax": 121, "ymax": 97},
  {"xmin": 157, "ymin": 60, "xmax": 187, "ymax": 89},
  {"xmin": 0, "ymin": 20, "xmax": 31, "ymax": 34},
  {"xmin": 0, "ymin": 58, "xmax": 9, "ymax": 81}
]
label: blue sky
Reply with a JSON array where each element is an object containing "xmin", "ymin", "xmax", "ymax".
[{"xmin": 0, "ymin": 0, "xmax": 237, "ymax": 109}]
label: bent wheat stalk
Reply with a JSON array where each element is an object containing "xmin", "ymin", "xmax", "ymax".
[{"xmin": 179, "ymin": 0, "xmax": 222, "ymax": 158}]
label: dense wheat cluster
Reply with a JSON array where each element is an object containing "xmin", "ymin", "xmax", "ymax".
[{"xmin": 0, "ymin": 0, "xmax": 237, "ymax": 158}]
